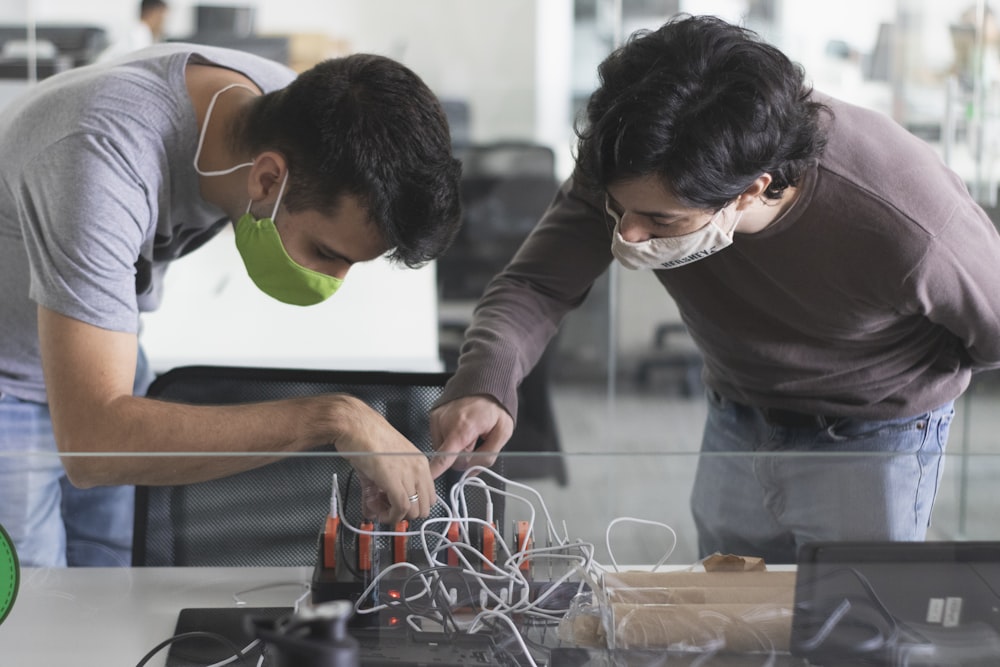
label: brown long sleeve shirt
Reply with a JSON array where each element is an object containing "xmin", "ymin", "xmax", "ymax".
[{"xmin": 440, "ymin": 94, "xmax": 1000, "ymax": 422}]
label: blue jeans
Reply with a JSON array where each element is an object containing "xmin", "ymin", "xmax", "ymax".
[
  {"xmin": 0, "ymin": 348, "xmax": 153, "ymax": 567},
  {"xmin": 690, "ymin": 390, "xmax": 954, "ymax": 564}
]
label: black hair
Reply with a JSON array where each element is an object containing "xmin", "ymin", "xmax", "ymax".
[
  {"xmin": 576, "ymin": 14, "xmax": 829, "ymax": 210},
  {"xmin": 140, "ymin": 0, "xmax": 167, "ymax": 17},
  {"xmin": 236, "ymin": 54, "xmax": 463, "ymax": 268}
]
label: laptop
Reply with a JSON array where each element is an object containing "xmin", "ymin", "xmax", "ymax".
[{"xmin": 791, "ymin": 541, "xmax": 1000, "ymax": 666}]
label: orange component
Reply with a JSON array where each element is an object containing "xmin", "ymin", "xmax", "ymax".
[
  {"xmin": 515, "ymin": 520, "xmax": 532, "ymax": 572},
  {"xmin": 447, "ymin": 521, "xmax": 461, "ymax": 567},
  {"xmin": 358, "ymin": 521, "xmax": 375, "ymax": 571},
  {"xmin": 322, "ymin": 515, "xmax": 340, "ymax": 570},
  {"xmin": 481, "ymin": 522, "xmax": 497, "ymax": 569},
  {"xmin": 394, "ymin": 520, "xmax": 409, "ymax": 564}
]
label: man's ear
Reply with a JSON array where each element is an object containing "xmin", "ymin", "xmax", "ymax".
[
  {"xmin": 736, "ymin": 174, "xmax": 773, "ymax": 209},
  {"xmin": 246, "ymin": 151, "xmax": 288, "ymax": 205}
]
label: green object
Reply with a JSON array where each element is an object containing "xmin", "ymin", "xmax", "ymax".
[
  {"xmin": 234, "ymin": 213, "xmax": 343, "ymax": 306},
  {"xmin": 0, "ymin": 524, "xmax": 18, "ymax": 625}
]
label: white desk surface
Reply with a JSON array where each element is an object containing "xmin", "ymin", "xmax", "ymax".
[
  {"xmin": 1, "ymin": 566, "xmax": 312, "ymax": 667},
  {"xmin": 1, "ymin": 564, "xmax": 799, "ymax": 666}
]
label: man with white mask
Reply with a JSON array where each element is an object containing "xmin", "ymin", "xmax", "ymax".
[
  {"xmin": 0, "ymin": 43, "xmax": 462, "ymax": 567},
  {"xmin": 429, "ymin": 15, "xmax": 1000, "ymax": 564}
]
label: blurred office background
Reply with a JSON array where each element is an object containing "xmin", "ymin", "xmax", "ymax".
[{"xmin": 2, "ymin": 0, "xmax": 999, "ymax": 563}]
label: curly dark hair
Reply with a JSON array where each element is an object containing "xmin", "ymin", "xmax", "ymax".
[
  {"xmin": 235, "ymin": 53, "xmax": 463, "ymax": 268},
  {"xmin": 576, "ymin": 14, "xmax": 830, "ymax": 210}
]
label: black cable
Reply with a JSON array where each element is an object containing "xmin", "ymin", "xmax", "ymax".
[
  {"xmin": 134, "ymin": 631, "xmax": 250, "ymax": 667},
  {"xmin": 474, "ymin": 616, "xmax": 532, "ymax": 667},
  {"xmin": 966, "ymin": 561, "xmax": 1000, "ymax": 602},
  {"xmin": 399, "ymin": 566, "xmax": 467, "ymax": 633}
]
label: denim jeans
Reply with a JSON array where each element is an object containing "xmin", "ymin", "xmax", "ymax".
[
  {"xmin": 0, "ymin": 348, "xmax": 153, "ymax": 567},
  {"xmin": 690, "ymin": 389, "xmax": 955, "ymax": 565}
]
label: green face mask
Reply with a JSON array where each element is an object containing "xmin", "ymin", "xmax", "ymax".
[
  {"xmin": 234, "ymin": 211, "xmax": 343, "ymax": 307},
  {"xmin": 192, "ymin": 83, "xmax": 343, "ymax": 307}
]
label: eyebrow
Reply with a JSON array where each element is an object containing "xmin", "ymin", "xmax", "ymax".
[
  {"xmin": 319, "ymin": 243, "xmax": 357, "ymax": 265},
  {"xmin": 637, "ymin": 208, "xmax": 682, "ymax": 221},
  {"xmin": 606, "ymin": 193, "xmax": 682, "ymax": 221}
]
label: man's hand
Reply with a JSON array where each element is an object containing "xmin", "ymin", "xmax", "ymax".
[
  {"xmin": 330, "ymin": 396, "xmax": 436, "ymax": 524},
  {"xmin": 429, "ymin": 395, "xmax": 514, "ymax": 478}
]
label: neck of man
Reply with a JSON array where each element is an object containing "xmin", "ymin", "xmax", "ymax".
[
  {"xmin": 737, "ymin": 185, "xmax": 800, "ymax": 234},
  {"xmin": 188, "ymin": 65, "xmax": 261, "ymax": 220}
]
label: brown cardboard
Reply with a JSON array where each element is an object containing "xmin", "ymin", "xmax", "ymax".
[
  {"xmin": 607, "ymin": 585, "xmax": 794, "ymax": 605},
  {"xmin": 262, "ymin": 32, "xmax": 352, "ymax": 72},
  {"xmin": 609, "ymin": 602, "xmax": 793, "ymax": 652},
  {"xmin": 604, "ymin": 570, "xmax": 796, "ymax": 589},
  {"xmin": 703, "ymin": 553, "xmax": 766, "ymax": 572}
]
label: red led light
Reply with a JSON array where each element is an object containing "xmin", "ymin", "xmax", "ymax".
[{"xmin": 388, "ymin": 589, "xmax": 401, "ymax": 600}]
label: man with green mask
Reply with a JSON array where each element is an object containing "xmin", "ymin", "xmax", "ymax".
[{"xmin": 0, "ymin": 43, "xmax": 462, "ymax": 568}]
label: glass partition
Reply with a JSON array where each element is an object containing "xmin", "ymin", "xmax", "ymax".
[
  {"xmin": 5, "ymin": 1, "xmax": 995, "ymax": 447},
  {"xmin": 3, "ymin": 1, "xmax": 1000, "ymax": 664},
  {"xmin": 4, "ymin": 448, "xmax": 1000, "ymax": 665}
]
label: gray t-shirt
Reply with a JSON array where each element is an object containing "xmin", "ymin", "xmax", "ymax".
[{"xmin": 0, "ymin": 43, "xmax": 294, "ymax": 402}]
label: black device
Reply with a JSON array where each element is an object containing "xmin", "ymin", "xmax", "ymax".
[
  {"xmin": 195, "ymin": 4, "xmax": 256, "ymax": 37},
  {"xmin": 791, "ymin": 541, "xmax": 1000, "ymax": 666},
  {"xmin": 250, "ymin": 600, "xmax": 360, "ymax": 667},
  {"xmin": 166, "ymin": 605, "xmax": 516, "ymax": 667}
]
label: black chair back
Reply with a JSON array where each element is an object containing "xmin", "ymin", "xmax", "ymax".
[{"xmin": 133, "ymin": 366, "xmax": 501, "ymax": 566}]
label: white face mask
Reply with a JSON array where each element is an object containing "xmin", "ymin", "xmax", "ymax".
[{"xmin": 608, "ymin": 199, "xmax": 743, "ymax": 270}]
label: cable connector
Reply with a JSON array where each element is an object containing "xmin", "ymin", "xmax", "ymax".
[
  {"xmin": 515, "ymin": 520, "xmax": 533, "ymax": 574},
  {"xmin": 358, "ymin": 521, "xmax": 375, "ymax": 572},
  {"xmin": 393, "ymin": 520, "xmax": 409, "ymax": 564},
  {"xmin": 322, "ymin": 472, "xmax": 341, "ymax": 570},
  {"xmin": 322, "ymin": 515, "xmax": 340, "ymax": 570}
]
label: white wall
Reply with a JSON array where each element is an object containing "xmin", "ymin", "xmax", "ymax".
[
  {"xmin": 1, "ymin": 0, "xmax": 576, "ymax": 371},
  {"xmin": 2, "ymin": 1, "xmax": 574, "ymax": 162}
]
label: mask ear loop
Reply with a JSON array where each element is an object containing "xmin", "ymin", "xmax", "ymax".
[
  {"xmin": 244, "ymin": 169, "xmax": 289, "ymax": 220},
  {"xmin": 269, "ymin": 171, "xmax": 289, "ymax": 220},
  {"xmin": 604, "ymin": 196, "xmax": 624, "ymax": 239},
  {"xmin": 725, "ymin": 209, "xmax": 744, "ymax": 234},
  {"xmin": 711, "ymin": 204, "xmax": 743, "ymax": 235},
  {"xmin": 193, "ymin": 82, "xmax": 257, "ymax": 177},
  {"xmin": 243, "ymin": 168, "xmax": 288, "ymax": 222}
]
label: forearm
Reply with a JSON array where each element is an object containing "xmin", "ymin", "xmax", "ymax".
[
  {"xmin": 57, "ymin": 392, "xmax": 364, "ymax": 487},
  {"xmin": 444, "ymin": 280, "xmax": 565, "ymax": 417},
  {"xmin": 440, "ymin": 176, "xmax": 612, "ymax": 416}
]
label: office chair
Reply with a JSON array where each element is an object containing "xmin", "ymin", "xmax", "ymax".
[
  {"xmin": 438, "ymin": 97, "xmax": 471, "ymax": 149},
  {"xmin": 439, "ymin": 141, "xmax": 559, "ymax": 301},
  {"xmin": 133, "ymin": 365, "xmax": 502, "ymax": 567},
  {"xmin": 437, "ymin": 141, "xmax": 568, "ymax": 485},
  {"xmin": 0, "ymin": 25, "xmax": 109, "ymax": 67},
  {"xmin": 635, "ymin": 322, "xmax": 704, "ymax": 397}
]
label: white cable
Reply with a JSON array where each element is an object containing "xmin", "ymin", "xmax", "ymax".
[
  {"xmin": 330, "ymin": 472, "xmax": 340, "ymax": 518},
  {"xmin": 352, "ymin": 561, "xmax": 424, "ymax": 614},
  {"xmin": 232, "ymin": 582, "xmax": 310, "ymax": 608},
  {"xmin": 203, "ymin": 638, "xmax": 260, "ymax": 667},
  {"xmin": 313, "ymin": 467, "xmax": 635, "ymax": 660},
  {"xmin": 604, "ymin": 516, "xmax": 678, "ymax": 573},
  {"xmin": 449, "ymin": 466, "xmax": 570, "ymax": 547}
]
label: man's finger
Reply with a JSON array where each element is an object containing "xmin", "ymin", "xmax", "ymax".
[{"xmin": 429, "ymin": 434, "xmax": 476, "ymax": 478}]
